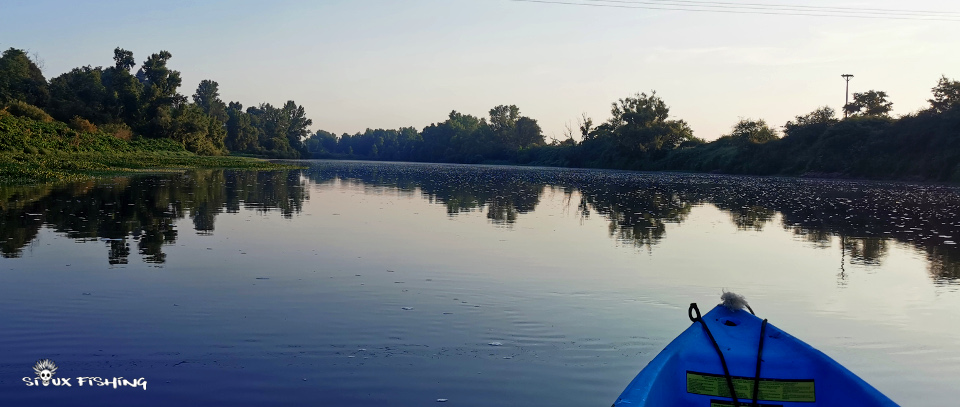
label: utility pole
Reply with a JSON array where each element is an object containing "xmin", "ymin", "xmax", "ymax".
[{"xmin": 841, "ymin": 74, "xmax": 854, "ymax": 118}]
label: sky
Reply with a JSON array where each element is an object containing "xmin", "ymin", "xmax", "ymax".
[{"xmin": 2, "ymin": 0, "xmax": 959, "ymax": 141}]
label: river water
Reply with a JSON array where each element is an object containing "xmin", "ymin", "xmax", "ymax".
[{"xmin": 0, "ymin": 160, "xmax": 958, "ymax": 406}]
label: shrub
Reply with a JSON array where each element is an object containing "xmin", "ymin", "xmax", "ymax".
[
  {"xmin": 100, "ymin": 123, "xmax": 134, "ymax": 140},
  {"xmin": 69, "ymin": 116, "xmax": 98, "ymax": 133},
  {"xmin": 5, "ymin": 100, "xmax": 53, "ymax": 122}
]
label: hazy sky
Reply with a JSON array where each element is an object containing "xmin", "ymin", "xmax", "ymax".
[{"xmin": 2, "ymin": 0, "xmax": 959, "ymax": 141}]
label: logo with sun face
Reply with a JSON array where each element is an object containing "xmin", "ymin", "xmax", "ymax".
[
  {"xmin": 33, "ymin": 359, "xmax": 58, "ymax": 386},
  {"xmin": 23, "ymin": 359, "xmax": 148, "ymax": 389}
]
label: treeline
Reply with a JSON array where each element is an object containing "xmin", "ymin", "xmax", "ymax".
[
  {"xmin": 3, "ymin": 45, "xmax": 960, "ymax": 181},
  {"xmin": 649, "ymin": 79, "xmax": 960, "ymax": 181},
  {"xmin": 303, "ymin": 79, "xmax": 960, "ymax": 182},
  {"xmin": 307, "ymin": 105, "xmax": 548, "ymax": 163},
  {"xmin": 0, "ymin": 47, "xmax": 311, "ymax": 157}
]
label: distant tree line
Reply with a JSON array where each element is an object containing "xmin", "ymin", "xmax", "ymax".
[{"xmin": 2, "ymin": 46, "xmax": 960, "ymax": 181}]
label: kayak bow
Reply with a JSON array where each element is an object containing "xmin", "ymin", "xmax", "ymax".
[{"xmin": 613, "ymin": 299, "xmax": 898, "ymax": 406}]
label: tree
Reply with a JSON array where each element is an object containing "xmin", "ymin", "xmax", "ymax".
[
  {"xmin": 488, "ymin": 104, "xmax": 520, "ymax": 151},
  {"xmin": 101, "ymin": 48, "xmax": 143, "ymax": 126},
  {"xmin": 192, "ymin": 79, "xmax": 227, "ymax": 122},
  {"xmin": 226, "ymin": 102, "xmax": 259, "ymax": 152},
  {"xmin": 47, "ymin": 66, "xmax": 110, "ymax": 123},
  {"xmin": 724, "ymin": 119, "xmax": 778, "ymax": 144},
  {"xmin": 595, "ymin": 92, "xmax": 696, "ymax": 155},
  {"xmin": 579, "ymin": 113, "xmax": 593, "ymax": 141},
  {"xmin": 843, "ymin": 90, "xmax": 893, "ymax": 118},
  {"xmin": 113, "ymin": 47, "xmax": 135, "ymax": 71},
  {"xmin": 421, "ymin": 110, "xmax": 484, "ymax": 161},
  {"xmin": 489, "ymin": 105, "xmax": 519, "ymax": 134},
  {"xmin": 0, "ymin": 48, "xmax": 49, "ymax": 107},
  {"xmin": 487, "ymin": 104, "xmax": 543, "ymax": 150},
  {"xmin": 137, "ymin": 50, "xmax": 184, "ymax": 135},
  {"xmin": 157, "ymin": 103, "xmax": 226, "ymax": 155},
  {"xmin": 242, "ymin": 101, "xmax": 311, "ymax": 158},
  {"xmin": 281, "ymin": 100, "xmax": 312, "ymax": 156},
  {"xmin": 785, "ymin": 106, "xmax": 837, "ymax": 129},
  {"xmin": 305, "ymin": 130, "xmax": 338, "ymax": 155},
  {"xmin": 515, "ymin": 116, "xmax": 544, "ymax": 147},
  {"xmin": 929, "ymin": 75, "xmax": 960, "ymax": 113},
  {"xmin": 611, "ymin": 92, "xmax": 669, "ymax": 127},
  {"xmin": 783, "ymin": 106, "xmax": 837, "ymax": 142}
]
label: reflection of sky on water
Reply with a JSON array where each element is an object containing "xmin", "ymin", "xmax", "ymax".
[{"xmin": 2, "ymin": 161, "xmax": 960, "ymax": 406}]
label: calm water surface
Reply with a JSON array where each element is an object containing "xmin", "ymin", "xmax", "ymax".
[{"xmin": 1, "ymin": 161, "xmax": 959, "ymax": 406}]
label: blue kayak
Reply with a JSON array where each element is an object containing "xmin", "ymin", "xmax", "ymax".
[{"xmin": 613, "ymin": 301, "xmax": 898, "ymax": 407}]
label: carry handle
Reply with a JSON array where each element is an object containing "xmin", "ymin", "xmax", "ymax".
[{"xmin": 688, "ymin": 303, "xmax": 702, "ymax": 322}]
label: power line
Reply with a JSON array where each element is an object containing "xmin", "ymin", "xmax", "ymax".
[
  {"xmin": 583, "ymin": 0, "xmax": 960, "ymax": 16},
  {"xmin": 511, "ymin": 0, "xmax": 960, "ymax": 21}
]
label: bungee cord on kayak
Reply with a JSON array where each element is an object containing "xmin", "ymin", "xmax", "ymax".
[
  {"xmin": 614, "ymin": 292, "xmax": 898, "ymax": 406},
  {"xmin": 689, "ymin": 302, "xmax": 741, "ymax": 406}
]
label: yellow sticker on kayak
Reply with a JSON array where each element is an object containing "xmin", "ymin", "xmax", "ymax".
[
  {"xmin": 710, "ymin": 401, "xmax": 782, "ymax": 407},
  {"xmin": 686, "ymin": 371, "xmax": 815, "ymax": 403}
]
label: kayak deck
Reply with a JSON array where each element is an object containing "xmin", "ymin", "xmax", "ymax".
[{"xmin": 613, "ymin": 305, "xmax": 898, "ymax": 406}]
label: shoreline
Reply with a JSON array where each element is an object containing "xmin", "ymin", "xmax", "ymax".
[{"xmin": 0, "ymin": 151, "xmax": 302, "ymax": 185}]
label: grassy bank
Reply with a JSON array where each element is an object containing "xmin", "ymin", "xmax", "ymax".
[{"xmin": 0, "ymin": 109, "xmax": 297, "ymax": 184}]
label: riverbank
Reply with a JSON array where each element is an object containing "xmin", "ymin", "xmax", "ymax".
[
  {"xmin": 0, "ymin": 151, "xmax": 298, "ymax": 184},
  {"xmin": 0, "ymin": 112, "xmax": 297, "ymax": 185}
]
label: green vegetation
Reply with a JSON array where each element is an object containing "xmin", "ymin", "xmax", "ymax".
[
  {"xmin": 0, "ymin": 47, "xmax": 299, "ymax": 184},
  {"xmin": 0, "ymin": 110, "xmax": 292, "ymax": 184},
  {"xmin": 2, "ymin": 44, "xmax": 959, "ymax": 183}
]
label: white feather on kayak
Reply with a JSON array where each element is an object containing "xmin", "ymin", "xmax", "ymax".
[{"xmin": 720, "ymin": 291, "xmax": 754, "ymax": 314}]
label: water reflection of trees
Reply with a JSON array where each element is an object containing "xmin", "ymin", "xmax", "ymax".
[
  {"xmin": 0, "ymin": 170, "xmax": 305, "ymax": 264},
  {"xmin": 302, "ymin": 163, "xmax": 960, "ymax": 284},
  {"xmin": 5, "ymin": 161, "xmax": 960, "ymax": 284},
  {"xmin": 699, "ymin": 177, "xmax": 960, "ymax": 283},
  {"xmin": 573, "ymin": 185, "xmax": 693, "ymax": 248},
  {"xmin": 302, "ymin": 163, "xmax": 543, "ymax": 225}
]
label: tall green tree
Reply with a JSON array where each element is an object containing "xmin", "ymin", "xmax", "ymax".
[
  {"xmin": 243, "ymin": 101, "xmax": 311, "ymax": 158},
  {"xmin": 785, "ymin": 106, "xmax": 837, "ymax": 130},
  {"xmin": 929, "ymin": 75, "xmax": 960, "ymax": 113},
  {"xmin": 843, "ymin": 90, "xmax": 893, "ymax": 118},
  {"xmin": 723, "ymin": 119, "xmax": 779, "ymax": 144},
  {"xmin": 305, "ymin": 129, "xmax": 338, "ymax": 155},
  {"xmin": 101, "ymin": 47, "xmax": 143, "ymax": 126},
  {"xmin": 113, "ymin": 47, "xmax": 135, "ymax": 71},
  {"xmin": 515, "ymin": 116, "xmax": 544, "ymax": 148},
  {"xmin": 46, "ymin": 66, "xmax": 109, "ymax": 123},
  {"xmin": 0, "ymin": 48, "xmax": 49, "ymax": 107},
  {"xmin": 421, "ymin": 110, "xmax": 485, "ymax": 162},
  {"xmin": 192, "ymin": 79, "xmax": 227, "ymax": 122},
  {"xmin": 226, "ymin": 101, "xmax": 259, "ymax": 152},
  {"xmin": 487, "ymin": 104, "xmax": 544, "ymax": 151},
  {"xmin": 595, "ymin": 92, "xmax": 696, "ymax": 156},
  {"xmin": 137, "ymin": 50, "xmax": 184, "ymax": 135},
  {"xmin": 489, "ymin": 105, "xmax": 519, "ymax": 134},
  {"xmin": 782, "ymin": 106, "xmax": 838, "ymax": 144},
  {"xmin": 155, "ymin": 103, "xmax": 226, "ymax": 155},
  {"xmin": 281, "ymin": 100, "xmax": 311, "ymax": 157}
]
